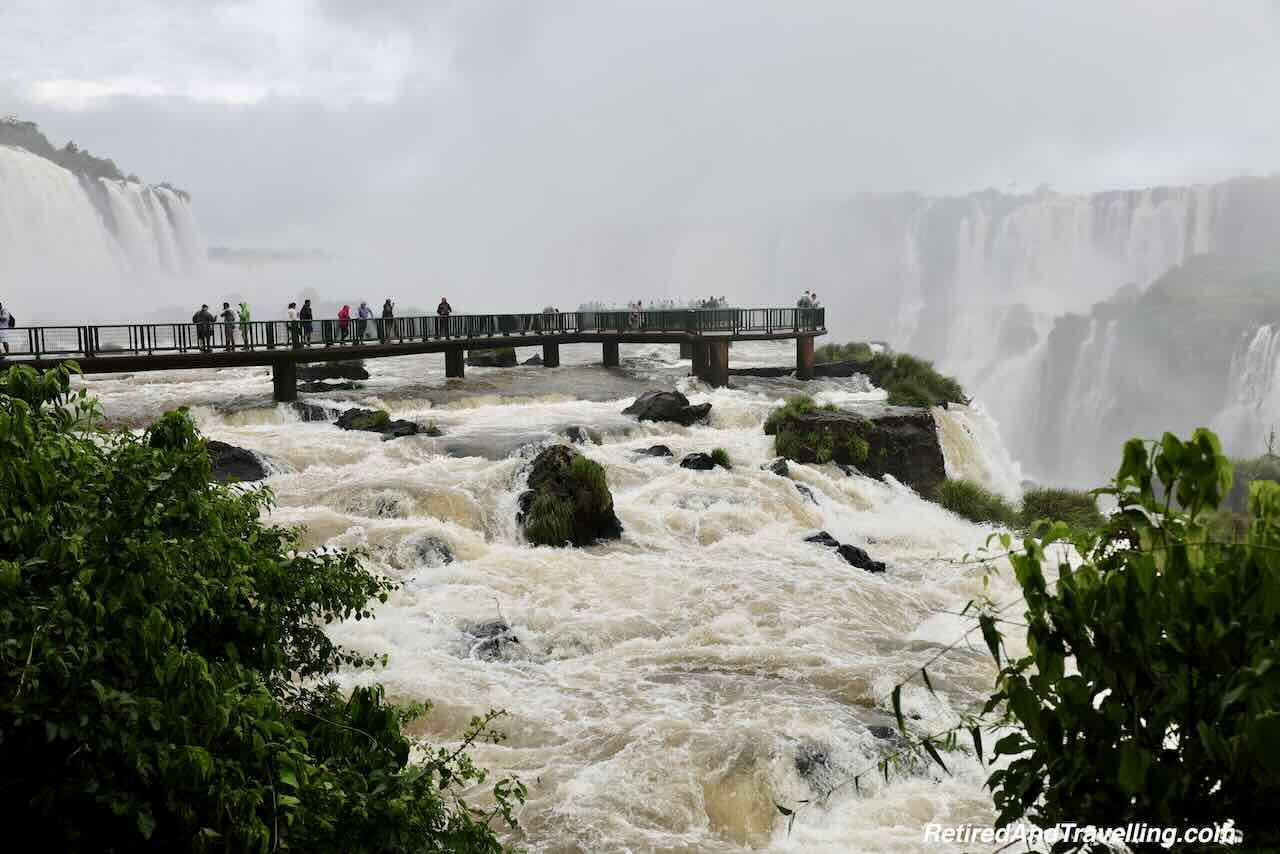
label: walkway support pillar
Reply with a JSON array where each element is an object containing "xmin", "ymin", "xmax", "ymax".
[
  {"xmin": 445, "ymin": 347, "xmax": 465, "ymax": 378},
  {"xmin": 691, "ymin": 341, "xmax": 709, "ymax": 379},
  {"xmin": 542, "ymin": 342, "xmax": 560, "ymax": 367},
  {"xmin": 679, "ymin": 341, "xmax": 693, "ymax": 360},
  {"xmin": 602, "ymin": 341, "xmax": 620, "ymax": 368},
  {"xmin": 705, "ymin": 339, "xmax": 730, "ymax": 388},
  {"xmin": 271, "ymin": 358, "xmax": 297, "ymax": 403},
  {"xmin": 796, "ymin": 335, "xmax": 815, "ymax": 381}
]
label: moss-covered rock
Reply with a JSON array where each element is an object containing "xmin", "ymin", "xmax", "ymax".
[
  {"xmin": 518, "ymin": 445, "xmax": 623, "ymax": 546},
  {"xmin": 336, "ymin": 409, "xmax": 390, "ymax": 431},
  {"xmin": 766, "ymin": 402, "xmax": 946, "ymax": 494}
]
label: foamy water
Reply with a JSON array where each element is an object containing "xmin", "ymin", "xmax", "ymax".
[{"xmin": 78, "ymin": 341, "xmax": 1029, "ymax": 854}]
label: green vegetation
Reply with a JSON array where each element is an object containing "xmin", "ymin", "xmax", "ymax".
[
  {"xmin": 980, "ymin": 429, "xmax": 1280, "ymax": 850},
  {"xmin": 0, "ymin": 362, "xmax": 521, "ymax": 851},
  {"xmin": 1, "ymin": 116, "xmax": 188, "ymax": 196},
  {"xmin": 710, "ymin": 447, "xmax": 732, "ymax": 469},
  {"xmin": 765, "ymin": 395, "xmax": 868, "ymax": 465},
  {"xmin": 811, "ymin": 341, "xmax": 968, "ymax": 407},
  {"xmin": 763, "ymin": 394, "xmax": 836, "ymax": 435},
  {"xmin": 1018, "ymin": 486, "xmax": 1104, "ymax": 530},
  {"xmin": 348, "ymin": 409, "xmax": 391, "ymax": 431},
  {"xmin": 523, "ymin": 449, "xmax": 621, "ymax": 547},
  {"xmin": 932, "ymin": 479, "xmax": 1018, "ymax": 526}
]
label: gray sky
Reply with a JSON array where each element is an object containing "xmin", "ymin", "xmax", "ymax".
[{"xmin": 4, "ymin": 0, "xmax": 1280, "ymax": 298}]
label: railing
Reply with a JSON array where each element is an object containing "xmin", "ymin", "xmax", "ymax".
[{"xmin": 0, "ymin": 307, "xmax": 824, "ymax": 360}]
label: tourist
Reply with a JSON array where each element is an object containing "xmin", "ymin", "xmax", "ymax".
[
  {"xmin": 338, "ymin": 304, "xmax": 351, "ymax": 343},
  {"xmin": 238, "ymin": 302, "xmax": 251, "ymax": 349},
  {"xmin": 797, "ymin": 291, "xmax": 812, "ymax": 308},
  {"xmin": 356, "ymin": 301, "xmax": 372, "ymax": 342},
  {"xmin": 0, "ymin": 301, "xmax": 12, "ymax": 355},
  {"xmin": 380, "ymin": 299, "xmax": 395, "ymax": 343},
  {"xmin": 810, "ymin": 292, "xmax": 822, "ymax": 308},
  {"xmin": 287, "ymin": 302, "xmax": 300, "ymax": 347},
  {"xmin": 300, "ymin": 299, "xmax": 314, "ymax": 344},
  {"xmin": 192, "ymin": 304, "xmax": 215, "ymax": 352},
  {"xmin": 219, "ymin": 302, "xmax": 236, "ymax": 351}
]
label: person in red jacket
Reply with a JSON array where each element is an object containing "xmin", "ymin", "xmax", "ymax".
[{"xmin": 338, "ymin": 304, "xmax": 351, "ymax": 343}]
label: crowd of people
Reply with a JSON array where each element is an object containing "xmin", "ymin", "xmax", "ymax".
[{"xmin": 187, "ymin": 297, "xmax": 457, "ymax": 350}]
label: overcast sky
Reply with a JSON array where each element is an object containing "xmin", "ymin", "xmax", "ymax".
[{"xmin": 4, "ymin": 0, "xmax": 1280, "ymax": 259}]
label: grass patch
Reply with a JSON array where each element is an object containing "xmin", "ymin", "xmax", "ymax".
[
  {"xmin": 570, "ymin": 455, "xmax": 611, "ymax": 512},
  {"xmin": 812, "ymin": 342, "xmax": 968, "ymax": 407},
  {"xmin": 1018, "ymin": 487, "xmax": 1105, "ymax": 530},
  {"xmin": 815, "ymin": 340, "xmax": 873, "ymax": 363},
  {"xmin": 710, "ymin": 447, "xmax": 732, "ymax": 469},
  {"xmin": 348, "ymin": 410, "xmax": 390, "ymax": 431},
  {"xmin": 764, "ymin": 394, "xmax": 837, "ymax": 435},
  {"xmin": 525, "ymin": 493, "xmax": 575, "ymax": 546},
  {"xmin": 1225, "ymin": 455, "xmax": 1280, "ymax": 513},
  {"xmin": 933, "ymin": 479, "xmax": 1018, "ymax": 526}
]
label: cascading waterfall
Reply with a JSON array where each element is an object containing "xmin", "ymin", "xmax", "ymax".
[
  {"xmin": 1213, "ymin": 325, "xmax": 1280, "ymax": 455},
  {"xmin": 0, "ymin": 144, "xmax": 206, "ymax": 319}
]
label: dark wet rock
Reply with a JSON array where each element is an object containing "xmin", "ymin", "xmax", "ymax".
[
  {"xmin": 298, "ymin": 360, "xmax": 369, "ymax": 381},
  {"xmin": 763, "ymin": 457, "xmax": 790, "ymax": 477},
  {"xmin": 769, "ymin": 404, "xmax": 946, "ymax": 495},
  {"xmin": 728, "ymin": 366, "xmax": 793, "ymax": 378},
  {"xmin": 622, "ymin": 389, "xmax": 712, "ymax": 426},
  {"xmin": 335, "ymin": 407, "xmax": 421, "ymax": 440},
  {"xmin": 467, "ymin": 347, "xmax": 518, "ymax": 367},
  {"xmin": 518, "ymin": 445, "xmax": 623, "ymax": 547},
  {"xmin": 462, "ymin": 620, "xmax": 520, "ymax": 661},
  {"xmin": 837, "ymin": 544, "xmax": 887, "ymax": 574},
  {"xmin": 795, "ymin": 483, "xmax": 818, "ymax": 504},
  {"xmin": 794, "ymin": 743, "xmax": 833, "ymax": 784},
  {"xmin": 836, "ymin": 463, "xmax": 861, "ymax": 478},
  {"xmin": 523, "ymin": 353, "xmax": 543, "ymax": 366},
  {"xmin": 294, "ymin": 402, "xmax": 338, "ymax": 422},
  {"xmin": 813, "ymin": 360, "xmax": 861, "ymax": 378},
  {"xmin": 563, "ymin": 425, "xmax": 602, "ymax": 445},
  {"xmin": 805, "ymin": 531, "xmax": 840, "ymax": 548},
  {"xmin": 391, "ymin": 533, "xmax": 454, "ymax": 569},
  {"xmin": 207, "ymin": 440, "xmax": 268, "ymax": 482},
  {"xmin": 680, "ymin": 452, "xmax": 717, "ymax": 470},
  {"xmin": 637, "ymin": 444, "xmax": 674, "ymax": 457},
  {"xmin": 298, "ymin": 380, "xmax": 360, "ymax": 393},
  {"xmin": 867, "ymin": 725, "xmax": 905, "ymax": 744}
]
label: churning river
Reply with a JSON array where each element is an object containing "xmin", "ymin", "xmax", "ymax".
[{"xmin": 78, "ymin": 339, "xmax": 1030, "ymax": 854}]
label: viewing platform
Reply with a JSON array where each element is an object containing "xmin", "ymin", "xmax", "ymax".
[{"xmin": 5, "ymin": 307, "xmax": 826, "ymax": 401}]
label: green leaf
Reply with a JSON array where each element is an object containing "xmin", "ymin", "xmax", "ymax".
[
  {"xmin": 969, "ymin": 726, "xmax": 984, "ymax": 766},
  {"xmin": 136, "ymin": 811, "xmax": 156, "ymax": 840},
  {"xmin": 921, "ymin": 738, "xmax": 950, "ymax": 775},
  {"xmin": 1117, "ymin": 743, "xmax": 1148, "ymax": 794},
  {"xmin": 891, "ymin": 685, "xmax": 905, "ymax": 733},
  {"xmin": 920, "ymin": 667, "xmax": 935, "ymax": 696}
]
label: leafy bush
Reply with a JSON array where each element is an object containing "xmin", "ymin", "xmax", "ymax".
[
  {"xmin": 982, "ymin": 429, "xmax": 1280, "ymax": 850},
  {"xmin": 814, "ymin": 340, "xmax": 873, "ymax": 363},
  {"xmin": 522, "ymin": 447, "xmax": 621, "ymax": 546},
  {"xmin": 932, "ymin": 479, "xmax": 1018, "ymax": 526},
  {"xmin": 710, "ymin": 447, "xmax": 732, "ymax": 469},
  {"xmin": 763, "ymin": 394, "xmax": 836, "ymax": 435},
  {"xmin": 811, "ymin": 344, "xmax": 968, "ymax": 407},
  {"xmin": 0, "ymin": 362, "xmax": 522, "ymax": 851},
  {"xmin": 1017, "ymin": 487, "xmax": 1104, "ymax": 530},
  {"xmin": 1225, "ymin": 454, "xmax": 1280, "ymax": 512}
]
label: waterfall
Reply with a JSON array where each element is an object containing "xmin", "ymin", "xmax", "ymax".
[
  {"xmin": 935, "ymin": 403, "xmax": 1025, "ymax": 499},
  {"xmin": 1213, "ymin": 326, "xmax": 1280, "ymax": 455},
  {"xmin": 0, "ymin": 144, "xmax": 206, "ymax": 320}
]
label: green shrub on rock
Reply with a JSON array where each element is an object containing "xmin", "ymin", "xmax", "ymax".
[
  {"xmin": 0, "ymin": 362, "xmax": 522, "ymax": 852},
  {"xmin": 933, "ymin": 478, "xmax": 1018, "ymax": 526},
  {"xmin": 763, "ymin": 394, "xmax": 836, "ymax": 435},
  {"xmin": 710, "ymin": 447, "xmax": 732, "ymax": 469},
  {"xmin": 1018, "ymin": 487, "xmax": 1105, "ymax": 530},
  {"xmin": 520, "ymin": 445, "xmax": 623, "ymax": 546}
]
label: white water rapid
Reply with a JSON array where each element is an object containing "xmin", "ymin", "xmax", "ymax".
[
  {"xmin": 0, "ymin": 145, "xmax": 206, "ymax": 319},
  {"xmin": 78, "ymin": 341, "xmax": 1030, "ymax": 853},
  {"xmin": 1214, "ymin": 325, "xmax": 1280, "ymax": 456}
]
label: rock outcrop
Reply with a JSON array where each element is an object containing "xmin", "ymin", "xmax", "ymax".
[
  {"xmin": 461, "ymin": 620, "xmax": 520, "ymax": 661},
  {"xmin": 298, "ymin": 380, "xmax": 360, "ymax": 393},
  {"xmin": 622, "ymin": 390, "xmax": 711, "ymax": 426},
  {"xmin": 207, "ymin": 440, "xmax": 269, "ymax": 482},
  {"xmin": 518, "ymin": 445, "xmax": 623, "ymax": 546},
  {"xmin": 636, "ymin": 444, "xmax": 674, "ymax": 457},
  {"xmin": 467, "ymin": 347, "xmax": 518, "ymax": 367},
  {"xmin": 763, "ymin": 457, "xmax": 790, "ymax": 477},
  {"xmin": 680, "ymin": 452, "xmax": 717, "ymax": 470},
  {"xmin": 298, "ymin": 360, "xmax": 369, "ymax": 381},
  {"xmin": 804, "ymin": 530, "xmax": 886, "ymax": 573},
  {"xmin": 563, "ymin": 426, "xmax": 602, "ymax": 445},
  {"xmin": 768, "ymin": 404, "xmax": 945, "ymax": 494},
  {"xmin": 334, "ymin": 408, "xmax": 421, "ymax": 441},
  {"xmin": 523, "ymin": 354, "xmax": 543, "ymax": 366}
]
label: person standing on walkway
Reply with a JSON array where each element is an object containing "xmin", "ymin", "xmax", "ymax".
[
  {"xmin": 192, "ymin": 304, "xmax": 215, "ymax": 352},
  {"xmin": 356, "ymin": 301, "xmax": 372, "ymax": 342},
  {"xmin": 219, "ymin": 302, "xmax": 236, "ymax": 351},
  {"xmin": 380, "ymin": 298, "xmax": 395, "ymax": 343},
  {"xmin": 287, "ymin": 302, "xmax": 300, "ymax": 347},
  {"xmin": 238, "ymin": 302, "xmax": 251, "ymax": 349},
  {"xmin": 300, "ymin": 299, "xmax": 314, "ymax": 344},
  {"xmin": 436, "ymin": 297, "xmax": 452, "ymax": 338},
  {"xmin": 0, "ymin": 302, "xmax": 13, "ymax": 355},
  {"xmin": 338, "ymin": 304, "xmax": 351, "ymax": 343}
]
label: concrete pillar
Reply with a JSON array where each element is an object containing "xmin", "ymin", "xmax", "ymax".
[
  {"xmin": 542, "ymin": 342, "xmax": 561, "ymax": 367},
  {"xmin": 271, "ymin": 358, "xmax": 297, "ymax": 402},
  {"xmin": 691, "ymin": 341, "xmax": 709, "ymax": 379},
  {"xmin": 705, "ymin": 339, "xmax": 730, "ymax": 388},
  {"xmin": 445, "ymin": 347, "xmax": 465, "ymax": 378},
  {"xmin": 679, "ymin": 341, "xmax": 694, "ymax": 360},
  {"xmin": 603, "ymin": 340, "xmax": 620, "ymax": 367},
  {"xmin": 796, "ymin": 336, "xmax": 815, "ymax": 381}
]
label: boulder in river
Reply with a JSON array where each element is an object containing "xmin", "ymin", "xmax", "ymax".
[
  {"xmin": 334, "ymin": 407, "xmax": 422, "ymax": 440},
  {"xmin": 523, "ymin": 353, "xmax": 543, "ymax": 366},
  {"xmin": 795, "ymin": 483, "xmax": 818, "ymax": 504},
  {"xmin": 461, "ymin": 620, "xmax": 520, "ymax": 661},
  {"xmin": 518, "ymin": 445, "xmax": 623, "ymax": 546},
  {"xmin": 622, "ymin": 390, "xmax": 711, "ymax": 426},
  {"xmin": 763, "ymin": 457, "xmax": 790, "ymax": 477},
  {"xmin": 637, "ymin": 444, "xmax": 674, "ymax": 457},
  {"xmin": 298, "ymin": 380, "xmax": 361, "ymax": 393},
  {"xmin": 298, "ymin": 360, "xmax": 369, "ymax": 381},
  {"xmin": 467, "ymin": 347, "xmax": 518, "ymax": 367},
  {"xmin": 804, "ymin": 530, "xmax": 886, "ymax": 573},
  {"xmin": 680, "ymin": 452, "xmax": 717, "ymax": 470},
  {"xmin": 207, "ymin": 440, "xmax": 268, "ymax": 482},
  {"xmin": 563, "ymin": 425, "xmax": 602, "ymax": 445},
  {"xmin": 767, "ymin": 403, "xmax": 945, "ymax": 495},
  {"xmin": 804, "ymin": 531, "xmax": 841, "ymax": 548}
]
